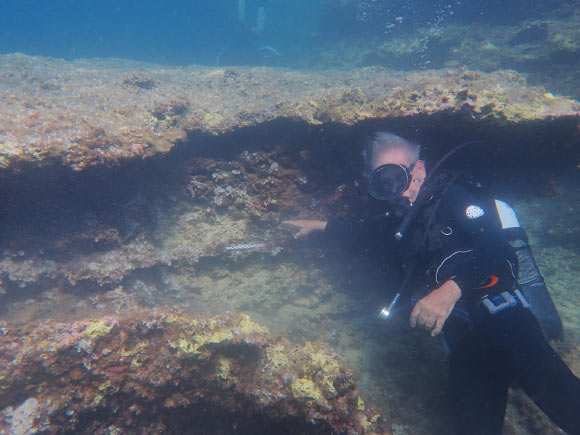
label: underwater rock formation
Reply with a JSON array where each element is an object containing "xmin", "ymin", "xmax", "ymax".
[
  {"xmin": 1, "ymin": 52, "xmax": 579, "ymax": 435},
  {"xmin": 0, "ymin": 148, "xmax": 309, "ymax": 299},
  {"xmin": 0, "ymin": 310, "xmax": 384, "ymax": 434},
  {"xmin": 0, "ymin": 53, "xmax": 578, "ymax": 172},
  {"xmin": 311, "ymin": 4, "xmax": 580, "ymax": 98}
]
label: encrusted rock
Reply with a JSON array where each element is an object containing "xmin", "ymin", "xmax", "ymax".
[
  {"xmin": 0, "ymin": 310, "xmax": 385, "ymax": 434},
  {"xmin": 1, "ymin": 53, "xmax": 578, "ymax": 171}
]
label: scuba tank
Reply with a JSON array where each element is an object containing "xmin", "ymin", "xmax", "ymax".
[{"xmin": 494, "ymin": 200, "xmax": 564, "ymax": 341}]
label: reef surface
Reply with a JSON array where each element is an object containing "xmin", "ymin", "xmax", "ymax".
[
  {"xmin": 1, "ymin": 54, "xmax": 579, "ymax": 434},
  {"xmin": 1, "ymin": 53, "xmax": 578, "ymax": 171},
  {"xmin": 0, "ymin": 309, "xmax": 384, "ymax": 434},
  {"xmin": 314, "ymin": 1, "xmax": 580, "ymax": 100}
]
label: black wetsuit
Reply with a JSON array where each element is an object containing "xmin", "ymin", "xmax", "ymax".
[{"xmin": 325, "ymin": 177, "xmax": 580, "ymax": 435}]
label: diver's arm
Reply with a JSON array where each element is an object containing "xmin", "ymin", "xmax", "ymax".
[
  {"xmin": 417, "ymin": 218, "xmax": 512, "ymax": 336},
  {"xmin": 283, "ymin": 220, "xmax": 327, "ymax": 238},
  {"xmin": 411, "ymin": 280, "xmax": 461, "ymax": 336},
  {"xmin": 325, "ymin": 213, "xmax": 397, "ymax": 241},
  {"xmin": 284, "ymin": 214, "xmax": 396, "ymax": 245}
]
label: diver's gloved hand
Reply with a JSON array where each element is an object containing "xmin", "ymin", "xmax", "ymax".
[
  {"xmin": 410, "ymin": 280, "xmax": 461, "ymax": 336},
  {"xmin": 282, "ymin": 220, "xmax": 327, "ymax": 238}
]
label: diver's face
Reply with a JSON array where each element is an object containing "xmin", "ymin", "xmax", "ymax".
[{"xmin": 373, "ymin": 148, "xmax": 426, "ymax": 203}]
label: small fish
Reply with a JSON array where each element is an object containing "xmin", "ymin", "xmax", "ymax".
[
  {"xmin": 258, "ymin": 45, "xmax": 281, "ymax": 57},
  {"xmin": 225, "ymin": 243, "xmax": 266, "ymax": 251}
]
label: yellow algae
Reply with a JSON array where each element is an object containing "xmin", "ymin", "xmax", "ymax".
[
  {"xmin": 357, "ymin": 396, "xmax": 365, "ymax": 411},
  {"xmin": 120, "ymin": 341, "xmax": 148, "ymax": 359},
  {"xmin": 266, "ymin": 345, "xmax": 289, "ymax": 369},
  {"xmin": 203, "ymin": 329, "xmax": 235, "ymax": 345},
  {"xmin": 291, "ymin": 378, "xmax": 323, "ymax": 402},
  {"xmin": 359, "ymin": 415, "xmax": 371, "ymax": 431},
  {"xmin": 203, "ymin": 112, "xmax": 225, "ymax": 128},
  {"xmin": 176, "ymin": 329, "xmax": 235, "ymax": 355},
  {"xmin": 320, "ymin": 377, "xmax": 337, "ymax": 396},
  {"xmin": 92, "ymin": 394, "xmax": 104, "ymax": 406},
  {"xmin": 141, "ymin": 111, "xmax": 160, "ymax": 125},
  {"xmin": 84, "ymin": 320, "xmax": 113, "ymax": 339},
  {"xmin": 360, "ymin": 414, "xmax": 382, "ymax": 431},
  {"xmin": 166, "ymin": 313, "xmax": 181, "ymax": 323},
  {"xmin": 127, "ymin": 342, "xmax": 150, "ymax": 367},
  {"xmin": 177, "ymin": 334, "xmax": 197, "ymax": 354},
  {"xmin": 215, "ymin": 355, "xmax": 231, "ymax": 380},
  {"xmin": 238, "ymin": 314, "xmax": 269, "ymax": 334},
  {"xmin": 98, "ymin": 380, "xmax": 112, "ymax": 392},
  {"xmin": 310, "ymin": 351, "xmax": 340, "ymax": 375},
  {"xmin": 302, "ymin": 344, "xmax": 341, "ymax": 396}
]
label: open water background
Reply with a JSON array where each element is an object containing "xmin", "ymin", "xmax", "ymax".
[{"xmin": 0, "ymin": 1, "xmax": 570, "ymax": 69}]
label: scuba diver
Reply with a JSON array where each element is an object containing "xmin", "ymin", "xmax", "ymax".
[
  {"xmin": 237, "ymin": 0, "xmax": 268, "ymax": 35},
  {"xmin": 217, "ymin": 0, "xmax": 280, "ymax": 65},
  {"xmin": 284, "ymin": 132, "xmax": 580, "ymax": 435}
]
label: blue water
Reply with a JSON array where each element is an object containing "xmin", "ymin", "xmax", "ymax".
[
  {"xmin": 1, "ymin": 2, "xmax": 579, "ymax": 434},
  {"xmin": 0, "ymin": 0, "xmax": 561, "ymax": 67},
  {"xmin": 0, "ymin": 0, "xmax": 317, "ymax": 66}
]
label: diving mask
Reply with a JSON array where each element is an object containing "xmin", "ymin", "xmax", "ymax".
[{"xmin": 367, "ymin": 163, "xmax": 414, "ymax": 201}]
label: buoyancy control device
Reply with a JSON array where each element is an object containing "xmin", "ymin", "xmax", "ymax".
[{"xmin": 494, "ymin": 200, "xmax": 564, "ymax": 341}]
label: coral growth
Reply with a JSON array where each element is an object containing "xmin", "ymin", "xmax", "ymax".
[
  {"xmin": 0, "ymin": 53, "xmax": 578, "ymax": 171},
  {"xmin": 0, "ymin": 310, "xmax": 385, "ymax": 434},
  {"xmin": 184, "ymin": 150, "xmax": 319, "ymax": 223}
]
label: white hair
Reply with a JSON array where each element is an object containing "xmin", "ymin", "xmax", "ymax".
[{"xmin": 363, "ymin": 132, "xmax": 421, "ymax": 176}]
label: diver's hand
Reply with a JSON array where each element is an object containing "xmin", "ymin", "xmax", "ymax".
[
  {"xmin": 410, "ymin": 280, "xmax": 461, "ymax": 337},
  {"xmin": 282, "ymin": 220, "xmax": 327, "ymax": 238}
]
